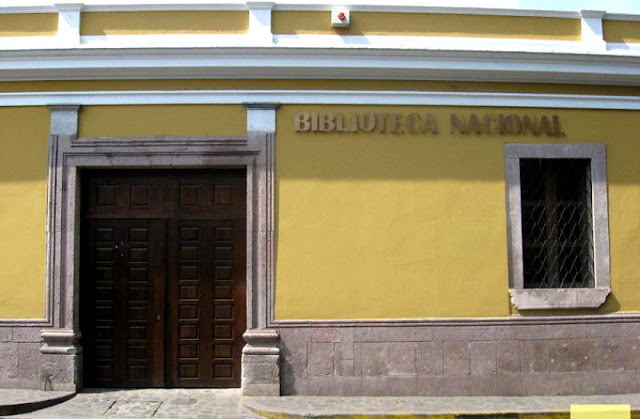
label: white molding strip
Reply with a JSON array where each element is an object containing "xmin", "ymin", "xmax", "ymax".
[
  {"xmin": 1, "ymin": 89, "xmax": 639, "ymax": 110},
  {"xmin": 272, "ymin": 312, "xmax": 640, "ymax": 327},
  {"xmin": 607, "ymin": 13, "xmax": 640, "ymax": 21},
  {"xmin": 272, "ymin": 34, "xmax": 620, "ymax": 54},
  {"xmin": 0, "ymin": 47, "xmax": 639, "ymax": 85},
  {"xmin": 2, "ymin": 33, "xmax": 638, "ymax": 56},
  {"xmin": 0, "ymin": 33, "xmax": 629, "ymax": 53}
]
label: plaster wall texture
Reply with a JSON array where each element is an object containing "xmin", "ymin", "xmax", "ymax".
[
  {"xmin": 275, "ymin": 105, "xmax": 640, "ymax": 320},
  {"xmin": 1, "ymin": 103, "xmax": 640, "ymax": 321}
]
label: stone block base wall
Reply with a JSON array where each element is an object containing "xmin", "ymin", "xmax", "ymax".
[
  {"xmin": 278, "ymin": 319, "xmax": 640, "ymax": 396},
  {"xmin": 4, "ymin": 320, "xmax": 640, "ymax": 395},
  {"xmin": 0, "ymin": 327, "xmax": 42, "ymax": 389},
  {"xmin": 0, "ymin": 327, "xmax": 81, "ymax": 391}
]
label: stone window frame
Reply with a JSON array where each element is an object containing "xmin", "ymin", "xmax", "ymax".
[{"xmin": 504, "ymin": 143, "xmax": 611, "ymax": 310}]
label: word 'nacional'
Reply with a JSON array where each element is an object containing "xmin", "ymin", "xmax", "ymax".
[{"xmin": 295, "ymin": 112, "xmax": 565, "ymax": 136}]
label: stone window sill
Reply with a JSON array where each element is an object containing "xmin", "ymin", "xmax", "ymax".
[{"xmin": 509, "ymin": 287, "xmax": 610, "ymax": 310}]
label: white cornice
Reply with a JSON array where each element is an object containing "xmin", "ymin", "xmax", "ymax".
[
  {"xmin": 1, "ymin": 89, "xmax": 639, "ymax": 109},
  {"xmin": 1, "ymin": 2, "xmax": 639, "ymax": 20},
  {"xmin": 0, "ymin": 3, "xmax": 638, "ymax": 86},
  {"xmin": 0, "ymin": 47, "xmax": 638, "ymax": 85},
  {"xmin": 0, "ymin": 2, "xmax": 616, "ymax": 18}
]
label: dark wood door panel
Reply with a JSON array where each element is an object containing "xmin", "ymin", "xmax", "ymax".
[
  {"xmin": 81, "ymin": 218, "xmax": 165, "ymax": 388},
  {"xmin": 83, "ymin": 169, "xmax": 246, "ymax": 220},
  {"xmin": 167, "ymin": 170, "xmax": 246, "ymax": 220},
  {"xmin": 167, "ymin": 219, "xmax": 246, "ymax": 387},
  {"xmin": 81, "ymin": 169, "xmax": 247, "ymax": 389},
  {"xmin": 84, "ymin": 171, "xmax": 169, "ymax": 219}
]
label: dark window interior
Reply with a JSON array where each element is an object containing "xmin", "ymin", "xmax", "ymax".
[{"xmin": 519, "ymin": 158, "xmax": 594, "ymax": 288}]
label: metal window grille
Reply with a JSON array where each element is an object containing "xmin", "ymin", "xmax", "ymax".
[{"xmin": 519, "ymin": 158, "xmax": 594, "ymax": 288}]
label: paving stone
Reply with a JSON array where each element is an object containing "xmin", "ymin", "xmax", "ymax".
[
  {"xmin": 387, "ymin": 342, "xmax": 417, "ymax": 376},
  {"xmin": 11, "ymin": 327, "xmax": 42, "ymax": 343},
  {"xmin": 243, "ymin": 362, "xmax": 280, "ymax": 384},
  {"xmin": 17, "ymin": 342, "xmax": 40, "ymax": 381},
  {"xmin": 308, "ymin": 342, "xmax": 334, "ymax": 377},
  {"xmin": 586, "ymin": 323, "xmax": 624, "ymax": 338},
  {"xmin": 571, "ymin": 339, "xmax": 599, "ymax": 372},
  {"xmin": 623, "ymin": 322, "xmax": 640, "ymax": 338},
  {"xmin": 624, "ymin": 337, "xmax": 640, "ymax": 371},
  {"xmin": 16, "ymin": 389, "xmax": 260, "ymax": 418},
  {"xmin": 417, "ymin": 341, "xmax": 443, "ymax": 376},
  {"xmin": 598, "ymin": 338, "xmax": 625, "ymax": 372},
  {"xmin": 311, "ymin": 328, "xmax": 340, "ymax": 343},
  {"xmin": 340, "ymin": 358, "xmax": 355, "ymax": 377},
  {"xmin": 359, "ymin": 342, "xmax": 387, "ymax": 377},
  {"xmin": 280, "ymin": 340, "xmax": 308, "ymax": 379},
  {"xmin": 105, "ymin": 401, "xmax": 162, "ymax": 417},
  {"xmin": 443, "ymin": 341, "xmax": 470, "ymax": 375},
  {"xmin": 332, "ymin": 343, "xmax": 341, "ymax": 376},
  {"xmin": 469, "ymin": 341, "xmax": 497, "ymax": 375},
  {"xmin": 471, "ymin": 326, "xmax": 513, "ymax": 341},
  {"xmin": 357, "ymin": 326, "xmax": 434, "ymax": 342},
  {"xmin": 340, "ymin": 328, "xmax": 355, "ymax": 360},
  {"xmin": 243, "ymin": 393, "xmax": 640, "ymax": 417},
  {"xmin": 497, "ymin": 340, "xmax": 521, "ymax": 373},
  {"xmin": 430, "ymin": 327, "xmax": 473, "ymax": 341},
  {"xmin": 0, "ymin": 342, "xmax": 19, "ymax": 379},
  {"xmin": 548, "ymin": 340, "xmax": 573, "ymax": 373},
  {"xmin": 522, "ymin": 340, "xmax": 548, "ymax": 373},
  {"xmin": 0, "ymin": 327, "xmax": 12, "ymax": 342}
]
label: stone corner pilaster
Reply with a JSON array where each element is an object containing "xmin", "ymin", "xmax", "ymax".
[
  {"xmin": 40, "ymin": 329, "xmax": 82, "ymax": 391},
  {"xmin": 242, "ymin": 329, "xmax": 280, "ymax": 396}
]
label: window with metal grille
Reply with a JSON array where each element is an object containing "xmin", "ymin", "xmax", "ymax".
[
  {"xmin": 519, "ymin": 158, "xmax": 594, "ymax": 289},
  {"xmin": 505, "ymin": 144, "xmax": 610, "ymax": 310}
]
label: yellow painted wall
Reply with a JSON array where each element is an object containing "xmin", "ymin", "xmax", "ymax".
[
  {"xmin": 0, "ymin": 107, "xmax": 49, "ymax": 319},
  {"xmin": 0, "ymin": 13, "xmax": 57, "ymax": 37},
  {"xmin": 79, "ymin": 105, "xmax": 246, "ymax": 137},
  {"xmin": 0, "ymin": 104, "xmax": 244, "ymax": 320},
  {"xmin": 80, "ymin": 11, "xmax": 248, "ymax": 35},
  {"xmin": 275, "ymin": 105, "xmax": 640, "ymax": 319},
  {"xmin": 272, "ymin": 11, "xmax": 580, "ymax": 40},
  {"xmin": 0, "ymin": 88, "xmax": 638, "ymax": 321},
  {"xmin": 603, "ymin": 20, "xmax": 640, "ymax": 43}
]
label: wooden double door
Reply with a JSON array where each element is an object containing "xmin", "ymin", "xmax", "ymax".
[{"xmin": 80, "ymin": 169, "xmax": 246, "ymax": 388}]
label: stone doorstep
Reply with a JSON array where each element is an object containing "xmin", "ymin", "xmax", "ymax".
[
  {"xmin": 242, "ymin": 395, "xmax": 640, "ymax": 419},
  {"xmin": 0, "ymin": 390, "xmax": 75, "ymax": 416}
]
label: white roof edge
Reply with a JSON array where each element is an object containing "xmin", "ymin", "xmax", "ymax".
[
  {"xmin": 0, "ymin": 2, "xmax": 638, "ymax": 20},
  {"xmin": 0, "ymin": 47, "xmax": 638, "ymax": 86},
  {"xmin": 605, "ymin": 13, "xmax": 640, "ymax": 22}
]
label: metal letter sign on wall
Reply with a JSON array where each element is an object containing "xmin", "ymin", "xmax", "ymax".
[{"xmin": 295, "ymin": 112, "xmax": 565, "ymax": 137}]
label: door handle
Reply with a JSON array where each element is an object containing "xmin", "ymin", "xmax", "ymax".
[
  {"xmin": 156, "ymin": 314, "xmax": 161, "ymax": 321},
  {"xmin": 114, "ymin": 241, "xmax": 128, "ymax": 257}
]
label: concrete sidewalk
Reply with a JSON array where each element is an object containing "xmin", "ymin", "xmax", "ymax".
[
  {"xmin": 0, "ymin": 389, "xmax": 74, "ymax": 416},
  {"xmin": 10, "ymin": 388, "xmax": 260, "ymax": 418},
  {"xmin": 243, "ymin": 393, "xmax": 640, "ymax": 418},
  {"xmin": 4, "ymin": 389, "xmax": 640, "ymax": 418}
]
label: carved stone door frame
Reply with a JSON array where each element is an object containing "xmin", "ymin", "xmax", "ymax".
[{"xmin": 39, "ymin": 104, "xmax": 279, "ymax": 395}]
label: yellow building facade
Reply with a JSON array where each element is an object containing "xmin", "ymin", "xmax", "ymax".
[{"xmin": 0, "ymin": 2, "xmax": 639, "ymax": 396}]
